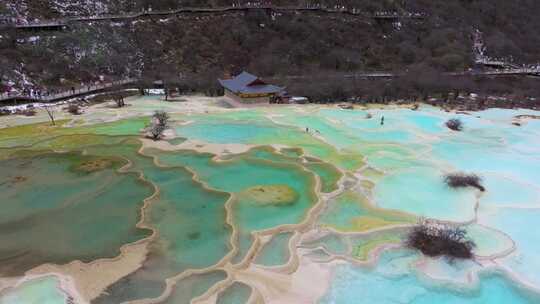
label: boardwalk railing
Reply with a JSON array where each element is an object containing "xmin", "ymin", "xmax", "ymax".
[
  {"xmin": 268, "ymin": 68, "xmax": 540, "ymax": 81},
  {"xmin": 8, "ymin": 6, "xmax": 426, "ymax": 29},
  {"xmin": 0, "ymin": 78, "xmax": 137, "ymax": 103},
  {"xmin": 2, "ymin": 68, "xmax": 539, "ymax": 104}
]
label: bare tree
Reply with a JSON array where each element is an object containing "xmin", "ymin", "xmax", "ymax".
[
  {"xmin": 153, "ymin": 110, "xmax": 170, "ymax": 127},
  {"xmin": 44, "ymin": 105, "xmax": 56, "ymax": 125},
  {"xmin": 114, "ymin": 94, "xmax": 125, "ymax": 107},
  {"xmin": 149, "ymin": 123, "xmax": 166, "ymax": 140}
]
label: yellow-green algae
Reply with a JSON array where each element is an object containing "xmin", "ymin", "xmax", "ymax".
[
  {"xmin": 0, "ymin": 116, "xmax": 147, "ymax": 150},
  {"xmin": 280, "ymin": 147, "xmax": 304, "ymax": 158},
  {"xmin": 0, "ymin": 120, "xmax": 71, "ymax": 148},
  {"xmin": 240, "ymin": 185, "xmax": 299, "ymax": 206},
  {"xmin": 320, "ymin": 191, "xmax": 415, "ymax": 232},
  {"xmin": 352, "ymin": 234, "xmax": 403, "ymax": 261},
  {"xmin": 304, "ymin": 161, "xmax": 343, "ymax": 193}
]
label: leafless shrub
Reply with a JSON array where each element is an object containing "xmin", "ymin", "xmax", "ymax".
[
  {"xmin": 148, "ymin": 123, "xmax": 166, "ymax": 140},
  {"xmin": 446, "ymin": 118, "xmax": 463, "ymax": 131},
  {"xmin": 67, "ymin": 103, "xmax": 82, "ymax": 115},
  {"xmin": 406, "ymin": 219, "xmax": 476, "ymax": 260},
  {"xmin": 114, "ymin": 94, "xmax": 125, "ymax": 107},
  {"xmin": 444, "ymin": 173, "xmax": 485, "ymax": 191}
]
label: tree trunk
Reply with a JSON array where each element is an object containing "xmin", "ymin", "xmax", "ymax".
[{"xmin": 46, "ymin": 108, "xmax": 55, "ymax": 125}]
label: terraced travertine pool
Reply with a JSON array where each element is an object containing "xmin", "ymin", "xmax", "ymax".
[{"xmin": 1, "ymin": 96, "xmax": 540, "ymax": 304}]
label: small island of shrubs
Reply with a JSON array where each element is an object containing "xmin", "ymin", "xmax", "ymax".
[
  {"xmin": 444, "ymin": 173, "xmax": 485, "ymax": 192},
  {"xmin": 446, "ymin": 118, "xmax": 463, "ymax": 131},
  {"xmin": 406, "ymin": 220, "xmax": 476, "ymax": 260}
]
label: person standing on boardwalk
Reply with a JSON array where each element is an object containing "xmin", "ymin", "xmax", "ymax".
[{"xmin": 381, "ymin": 116, "xmax": 385, "ymax": 126}]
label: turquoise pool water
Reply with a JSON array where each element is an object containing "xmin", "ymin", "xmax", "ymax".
[
  {"xmin": 255, "ymin": 232, "xmax": 293, "ymax": 266},
  {"xmin": 373, "ymin": 167, "xmax": 477, "ymax": 222},
  {"xmin": 216, "ymin": 282, "xmax": 252, "ymax": 304},
  {"xmin": 321, "ymin": 250, "xmax": 539, "ymax": 304},
  {"xmin": 0, "ymin": 276, "xmax": 65, "ymax": 304},
  {"xmin": 2, "ymin": 104, "xmax": 540, "ymax": 304},
  {"xmin": 162, "ymin": 270, "xmax": 227, "ymax": 304}
]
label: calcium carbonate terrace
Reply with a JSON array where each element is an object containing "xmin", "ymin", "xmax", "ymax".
[{"xmin": 0, "ymin": 96, "xmax": 539, "ymax": 304}]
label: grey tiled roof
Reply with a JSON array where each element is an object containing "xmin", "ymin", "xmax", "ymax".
[{"xmin": 218, "ymin": 71, "xmax": 283, "ymax": 94}]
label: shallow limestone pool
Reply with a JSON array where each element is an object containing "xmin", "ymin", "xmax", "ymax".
[{"xmin": 1, "ymin": 98, "xmax": 539, "ymax": 303}]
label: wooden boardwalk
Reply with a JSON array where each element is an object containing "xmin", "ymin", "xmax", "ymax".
[
  {"xmin": 272, "ymin": 69, "xmax": 540, "ymax": 81},
  {"xmin": 2, "ymin": 68, "xmax": 538, "ymax": 105},
  {"xmin": 0, "ymin": 79, "xmax": 136, "ymax": 104},
  {"xmin": 10, "ymin": 6, "xmax": 426, "ymax": 30}
]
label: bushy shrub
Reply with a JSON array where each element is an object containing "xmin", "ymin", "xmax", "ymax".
[
  {"xmin": 153, "ymin": 110, "xmax": 169, "ymax": 127},
  {"xmin": 147, "ymin": 110, "xmax": 170, "ymax": 140},
  {"xmin": 148, "ymin": 123, "xmax": 166, "ymax": 140}
]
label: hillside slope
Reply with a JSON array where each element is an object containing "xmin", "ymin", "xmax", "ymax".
[{"xmin": 1, "ymin": 0, "xmax": 540, "ymax": 98}]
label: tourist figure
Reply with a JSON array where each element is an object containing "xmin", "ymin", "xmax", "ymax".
[
  {"xmin": 380, "ymin": 116, "xmax": 385, "ymax": 126},
  {"xmin": 71, "ymin": 86, "xmax": 75, "ymax": 94},
  {"xmin": 306, "ymin": 127, "xmax": 309, "ymax": 133}
]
